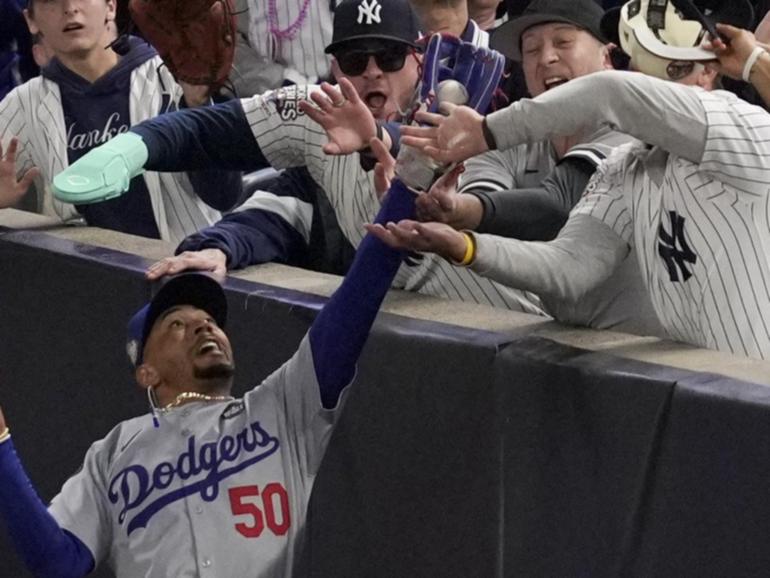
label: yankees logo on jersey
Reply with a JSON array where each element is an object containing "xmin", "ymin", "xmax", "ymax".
[
  {"xmin": 657, "ymin": 210, "xmax": 697, "ymax": 283},
  {"xmin": 573, "ymin": 87, "xmax": 770, "ymax": 360}
]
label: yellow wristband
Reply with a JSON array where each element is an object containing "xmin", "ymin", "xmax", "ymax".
[
  {"xmin": 458, "ymin": 232, "xmax": 476, "ymax": 266},
  {"xmin": 0, "ymin": 427, "xmax": 10, "ymax": 444}
]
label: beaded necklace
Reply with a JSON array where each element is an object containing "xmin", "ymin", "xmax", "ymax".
[{"xmin": 267, "ymin": 0, "xmax": 313, "ymax": 41}]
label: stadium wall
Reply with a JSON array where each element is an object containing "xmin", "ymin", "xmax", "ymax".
[{"xmin": 2, "ymin": 210, "xmax": 770, "ymax": 578}]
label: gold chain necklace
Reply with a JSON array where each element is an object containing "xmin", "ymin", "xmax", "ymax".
[{"xmin": 158, "ymin": 392, "xmax": 235, "ymax": 413}]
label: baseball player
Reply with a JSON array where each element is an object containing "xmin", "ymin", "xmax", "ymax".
[
  {"xmin": 0, "ymin": 142, "xmax": 422, "ymax": 577},
  {"xmin": 53, "ymin": 0, "xmax": 544, "ymax": 316},
  {"xmin": 391, "ymin": 0, "xmax": 770, "ymax": 359},
  {"xmin": 0, "ymin": 0, "xmax": 240, "ymax": 244}
]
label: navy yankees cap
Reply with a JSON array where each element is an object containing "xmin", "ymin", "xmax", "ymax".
[
  {"xmin": 126, "ymin": 273, "xmax": 228, "ymax": 368},
  {"xmin": 325, "ymin": 0, "xmax": 422, "ymax": 53},
  {"xmin": 491, "ymin": 0, "xmax": 608, "ymax": 61}
]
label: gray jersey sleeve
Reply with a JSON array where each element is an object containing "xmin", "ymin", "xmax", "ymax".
[
  {"xmin": 48, "ymin": 435, "xmax": 116, "ymax": 564},
  {"xmin": 695, "ymin": 89, "xmax": 770, "ymax": 197},
  {"xmin": 250, "ymin": 335, "xmax": 346, "ymax": 476},
  {"xmin": 486, "ymin": 70, "xmax": 709, "ymax": 165},
  {"xmin": 470, "ymin": 213, "xmax": 629, "ymax": 303}
]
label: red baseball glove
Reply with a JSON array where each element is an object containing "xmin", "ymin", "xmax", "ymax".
[{"xmin": 129, "ymin": 0, "xmax": 236, "ymax": 88}]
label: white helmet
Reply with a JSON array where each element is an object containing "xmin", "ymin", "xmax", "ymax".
[{"xmin": 602, "ymin": 0, "xmax": 754, "ymax": 80}]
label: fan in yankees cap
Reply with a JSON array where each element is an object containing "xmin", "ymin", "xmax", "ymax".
[{"xmin": 324, "ymin": 0, "xmax": 423, "ymax": 121}]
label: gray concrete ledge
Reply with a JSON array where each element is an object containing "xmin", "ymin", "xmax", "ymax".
[{"xmin": 3, "ymin": 207, "xmax": 769, "ymax": 386}]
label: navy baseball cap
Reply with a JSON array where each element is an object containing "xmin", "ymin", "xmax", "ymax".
[
  {"xmin": 325, "ymin": 0, "xmax": 422, "ymax": 54},
  {"xmin": 491, "ymin": 0, "xmax": 608, "ymax": 61},
  {"xmin": 126, "ymin": 273, "xmax": 228, "ymax": 368}
]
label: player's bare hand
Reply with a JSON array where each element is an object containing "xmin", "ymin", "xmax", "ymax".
[
  {"xmin": 299, "ymin": 78, "xmax": 377, "ymax": 155},
  {"xmin": 0, "ymin": 405, "xmax": 6, "ymax": 432},
  {"xmin": 0, "ymin": 138, "xmax": 40, "ymax": 209},
  {"xmin": 369, "ymin": 136, "xmax": 396, "ymax": 200},
  {"xmin": 400, "ymin": 103, "xmax": 489, "ymax": 164},
  {"xmin": 704, "ymin": 24, "xmax": 769, "ymax": 80},
  {"xmin": 146, "ymin": 248, "xmax": 228, "ymax": 282},
  {"xmin": 364, "ymin": 219, "xmax": 468, "ymax": 262}
]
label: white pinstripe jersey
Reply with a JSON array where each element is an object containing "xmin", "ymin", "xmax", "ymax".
[
  {"xmin": 240, "ymin": 85, "xmax": 544, "ymax": 313},
  {"xmin": 456, "ymin": 127, "xmax": 664, "ymax": 337},
  {"xmin": 0, "ymin": 56, "xmax": 220, "ymax": 245},
  {"xmin": 50, "ymin": 337, "xmax": 336, "ymax": 578},
  {"xmin": 573, "ymin": 89, "xmax": 770, "ymax": 359},
  {"xmin": 246, "ymin": 0, "xmax": 334, "ymax": 85}
]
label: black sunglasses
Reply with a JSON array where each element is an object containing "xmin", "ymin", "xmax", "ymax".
[{"xmin": 334, "ymin": 45, "xmax": 410, "ymax": 76}]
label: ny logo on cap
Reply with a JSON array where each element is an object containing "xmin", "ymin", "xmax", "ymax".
[{"xmin": 357, "ymin": 0, "xmax": 382, "ymax": 25}]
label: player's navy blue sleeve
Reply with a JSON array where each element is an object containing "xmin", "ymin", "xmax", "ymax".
[
  {"xmin": 0, "ymin": 441, "xmax": 94, "ymax": 578},
  {"xmin": 309, "ymin": 179, "xmax": 413, "ymax": 409},
  {"xmin": 176, "ymin": 209, "xmax": 307, "ymax": 268},
  {"xmin": 130, "ymin": 99, "xmax": 270, "ymax": 173}
]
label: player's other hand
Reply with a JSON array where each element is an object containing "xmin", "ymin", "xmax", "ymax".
[
  {"xmin": 364, "ymin": 219, "xmax": 468, "ymax": 263},
  {"xmin": 146, "ymin": 248, "xmax": 228, "ymax": 282},
  {"xmin": 704, "ymin": 23, "xmax": 769, "ymax": 80},
  {"xmin": 0, "ymin": 137, "xmax": 40, "ymax": 209},
  {"xmin": 400, "ymin": 103, "xmax": 489, "ymax": 164},
  {"xmin": 0, "ymin": 405, "xmax": 6, "ymax": 432},
  {"xmin": 299, "ymin": 78, "xmax": 378, "ymax": 155}
]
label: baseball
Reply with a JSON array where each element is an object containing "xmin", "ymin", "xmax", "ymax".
[{"xmin": 436, "ymin": 79, "xmax": 469, "ymax": 106}]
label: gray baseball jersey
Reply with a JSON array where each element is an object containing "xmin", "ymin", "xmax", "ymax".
[
  {"xmin": 49, "ymin": 337, "xmax": 339, "ymax": 577},
  {"xmin": 458, "ymin": 124, "xmax": 663, "ymax": 336},
  {"xmin": 485, "ymin": 70, "xmax": 770, "ymax": 358},
  {"xmin": 238, "ymin": 84, "xmax": 544, "ymax": 314}
]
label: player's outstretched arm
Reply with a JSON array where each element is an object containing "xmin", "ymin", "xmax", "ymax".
[
  {"xmin": 0, "ymin": 407, "xmax": 95, "ymax": 577},
  {"xmin": 52, "ymin": 100, "xmax": 270, "ymax": 205},
  {"xmin": 307, "ymin": 139, "xmax": 415, "ymax": 409}
]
